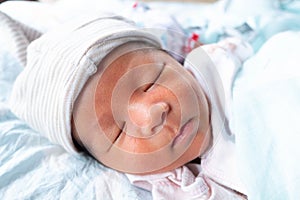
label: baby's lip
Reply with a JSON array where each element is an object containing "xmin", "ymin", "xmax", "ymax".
[{"xmin": 172, "ymin": 118, "xmax": 195, "ymax": 147}]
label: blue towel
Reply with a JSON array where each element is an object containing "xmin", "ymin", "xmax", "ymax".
[{"xmin": 233, "ymin": 31, "xmax": 300, "ymax": 200}]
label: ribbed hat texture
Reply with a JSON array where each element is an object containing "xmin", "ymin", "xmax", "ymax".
[{"xmin": 10, "ymin": 14, "xmax": 161, "ymax": 153}]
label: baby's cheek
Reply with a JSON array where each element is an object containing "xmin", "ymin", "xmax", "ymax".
[{"xmin": 116, "ymin": 137, "xmax": 149, "ymax": 153}]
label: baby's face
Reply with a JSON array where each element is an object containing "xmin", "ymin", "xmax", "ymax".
[{"xmin": 72, "ymin": 42, "xmax": 211, "ymax": 174}]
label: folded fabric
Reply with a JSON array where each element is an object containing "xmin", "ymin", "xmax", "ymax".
[
  {"xmin": 233, "ymin": 31, "xmax": 300, "ymax": 200},
  {"xmin": 0, "ymin": 11, "xmax": 41, "ymax": 66},
  {"xmin": 127, "ymin": 163, "xmax": 246, "ymax": 200}
]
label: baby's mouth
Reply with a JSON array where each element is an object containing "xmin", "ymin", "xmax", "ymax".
[{"xmin": 172, "ymin": 118, "xmax": 196, "ymax": 147}]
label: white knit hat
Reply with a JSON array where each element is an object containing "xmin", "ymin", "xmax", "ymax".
[{"xmin": 9, "ymin": 13, "xmax": 161, "ymax": 154}]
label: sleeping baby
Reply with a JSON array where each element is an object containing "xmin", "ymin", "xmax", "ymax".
[{"xmin": 3, "ymin": 11, "xmax": 252, "ymax": 199}]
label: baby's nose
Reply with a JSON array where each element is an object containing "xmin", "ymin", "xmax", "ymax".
[{"xmin": 128, "ymin": 102, "xmax": 169, "ymax": 137}]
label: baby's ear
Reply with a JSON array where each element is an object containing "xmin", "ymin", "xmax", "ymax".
[{"xmin": 0, "ymin": 11, "xmax": 42, "ymax": 67}]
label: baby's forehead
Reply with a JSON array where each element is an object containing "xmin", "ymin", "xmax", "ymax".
[{"xmin": 98, "ymin": 42, "xmax": 175, "ymax": 72}]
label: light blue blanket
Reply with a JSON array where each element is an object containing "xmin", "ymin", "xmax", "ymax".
[{"xmin": 233, "ymin": 31, "xmax": 300, "ymax": 200}]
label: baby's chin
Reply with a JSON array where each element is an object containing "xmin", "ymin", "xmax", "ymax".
[
  {"xmin": 121, "ymin": 129, "xmax": 211, "ymax": 175},
  {"xmin": 102, "ymin": 147, "xmax": 200, "ymax": 175}
]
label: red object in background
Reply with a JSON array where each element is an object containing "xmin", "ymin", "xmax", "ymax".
[
  {"xmin": 132, "ymin": 2, "xmax": 138, "ymax": 8},
  {"xmin": 191, "ymin": 32, "xmax": 199, "ymax": 42},
  {"xmin": 183, "ymin": 32, "xmax": 202, "ymax": 53}
]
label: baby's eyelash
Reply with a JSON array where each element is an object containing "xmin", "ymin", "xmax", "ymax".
[
  {"xmin": 144, "ymin": 64, "xmax": 165, "ymax": 92},
  {"xmin": 144, "ymin": 82, "xmax": 156, "ymax": 92},
  {"xmin": 113, "ymin": 122, "xmax": 126, "ymax": 144}
]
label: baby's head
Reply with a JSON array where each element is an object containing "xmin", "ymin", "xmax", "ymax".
[{"xmin": 10, "ymin": 14, "xmax": 211, "ymax": 174}]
